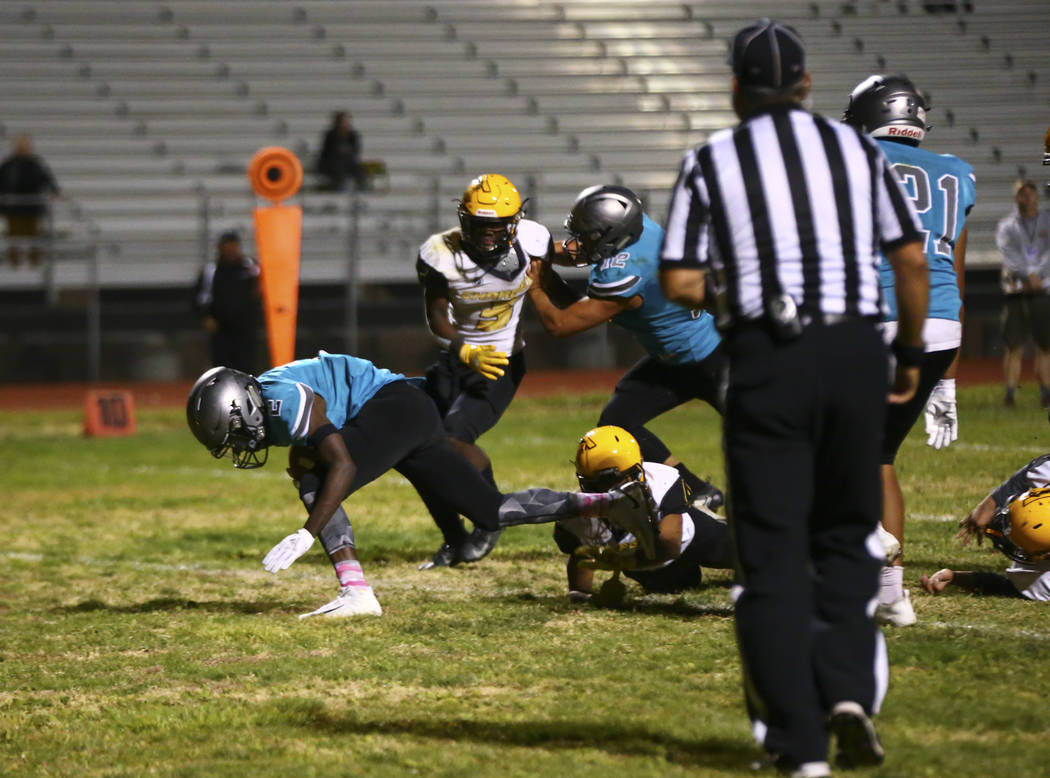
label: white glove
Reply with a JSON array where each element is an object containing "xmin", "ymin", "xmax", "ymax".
[
  {"xmin": 262, "ymin": 528, "xmax": 314, "ymax": 573},
  {"xmin": 924, "ymin": 378, "xmax": 958, "ymax": 450}
]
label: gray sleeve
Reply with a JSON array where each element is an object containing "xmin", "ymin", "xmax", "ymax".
[{"xmin": 990, "ymin": 453, "xmax": 1050, "ymax": 507}]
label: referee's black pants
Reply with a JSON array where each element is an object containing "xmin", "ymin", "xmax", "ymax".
[{"xmin": 723, "ymin": 320, "xmax": 887, "ymax": 765}]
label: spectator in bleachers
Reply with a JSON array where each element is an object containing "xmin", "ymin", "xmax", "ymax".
[
  {"xmin": 0, "ymin": 135, "xmax": 60, "ymax": 267},
  {"xmin": 317, "ymin": 111, "xmax": 367, "ymax": 193},
  {"xmin": 997, "ymin": 179, "xmax": 1050, "ymax": 408},
  {"xmin": 193, "ymin": 231, "xmax": 262, "ymax": 374}
]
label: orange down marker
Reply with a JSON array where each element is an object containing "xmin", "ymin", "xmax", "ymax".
[
  {"xmin": 248, "ymin": 147, "xmax": 303, "ymax": 368},
  {"xmin": 83, "ymin": 389, "xmax": 137, "ymax": 437}
]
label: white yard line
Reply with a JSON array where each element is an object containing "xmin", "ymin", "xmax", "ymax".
[
  {"xmin": 1, "ymin": 551, "xmax": 474, "ymax": 593},
  {"xmin": 910, "ymin": 513, "xmax": 961, "ymax": 522},
  {"xmin": 924, "ymin": 620, "xmax": 1050, "ymax": 642}
]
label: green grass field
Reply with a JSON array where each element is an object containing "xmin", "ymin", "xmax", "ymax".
[{"xmin": 2, "ymin": 386, "xmax": 1048, "ymax": 777}]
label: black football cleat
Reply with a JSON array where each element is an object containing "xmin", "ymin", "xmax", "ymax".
[
  {"xmin": 456, "ymin": 527, "xmax": 502, "ymax": 564},
  {"xmin": 418, "ymin": 542, "xmax": 458, "ymax": 570},
  {"xmin": 691, "ymin": 480, "xmax": 725, "ymax": 512}
]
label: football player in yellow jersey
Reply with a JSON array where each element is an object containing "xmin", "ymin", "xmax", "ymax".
[
  {"xmin": 415, "ymin": 173, "xmax": 554, "ymax": 568},
  {"xmin": 922, "ymin": 454, "xmax": 1050, "ymax": 601}
]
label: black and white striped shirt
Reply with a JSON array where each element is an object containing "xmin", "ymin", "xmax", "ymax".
[{"xmin": 660, "ymin": 104, "xmax": 922, "ymax": 327}]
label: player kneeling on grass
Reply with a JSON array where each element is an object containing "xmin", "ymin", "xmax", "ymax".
[
  {"xmin": 186, "ymin": 352, "xmax": 660, "ymax": 619},
  {"xmin": 921, "ymin": 455, "xmax": 1050, "ymax": 601},
  {"xmin": 553, "ymin": 426, "xmax": 734, "ymax": 606}
]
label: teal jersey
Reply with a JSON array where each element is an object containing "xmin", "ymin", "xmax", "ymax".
[
  {"xmin": 257, "ymin": 351, "xmax": 404, "ymax": 446},
  {"xmin": 877, "ymin": 140, "xmax": 976, "ymax": 322},
  {"xmin": 587, "ymin": 214, "xmax": 721, "ymax": 364}
]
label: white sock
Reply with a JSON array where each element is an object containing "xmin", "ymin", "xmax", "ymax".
[
  {"xmin": 335, "ymin": 559, "xmax": 369, "ymax": 591},
  {"xmin": 879, "ymin": 565, "xmax": 904, "ymax": 605}
]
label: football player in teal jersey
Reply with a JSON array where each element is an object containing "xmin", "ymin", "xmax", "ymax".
[
  {"xmin": 186, "ymin": 352, "xmax": 659, "ymax": 619},
  {"xmin": 526, "ymin": 185, "xmax": 725, "ymax": 510},
  {"xmin": 843, "ymin": 74, "xmax": 977, "ymax": 626}
]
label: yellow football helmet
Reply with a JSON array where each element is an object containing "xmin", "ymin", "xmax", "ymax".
[
  {"xmin": 1007, "ymin": 488, "xmax": 1050, "ymax": 559},
  {"xmin": 458, "ymin": 173, "xmax": 524, "ymax": 263},
  {"xmin": 575, "ymin": 426, "xmax": 644, "ymax": 492}
]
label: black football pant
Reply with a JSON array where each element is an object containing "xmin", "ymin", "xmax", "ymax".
[
  {"xmin": 723, "ymin": 320, "xmax": 887, "ymax": 766},
  {"xmin": 296, "ymin": 380, "xmax": 502, "ymax": 535},
  {"xmin": 881, "ymin": 346, "xmax": 956, "ymax": 463},
  {"xmin": 598, "ymin": 348, "xmax": 724, "ymax": 464},
  {"xmin": 422, "ymin": 349, "xmax": 526, "ymax": 543},
  {"xmin": 298, "ymin": 380, "xmax": 595, "ymax": 545}
]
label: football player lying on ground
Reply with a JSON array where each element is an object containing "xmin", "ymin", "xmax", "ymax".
[
  {"xmin": 921, "ymin": 454, "xmax": 1050, "ymax": 600},
  {"xmin": 186, "ymin": 351, "xmax": 659, "ymax": 619},
  {"xmin": 414, "ymin": 173, "xmax": 550, "ymax": 570},
  {"xmin": 553, "ymin": 426, "xmax": 734, "ymax": 606},
  {"xmin": 526, "ymin": 185, "xmax": 725, "ymax": 511}
]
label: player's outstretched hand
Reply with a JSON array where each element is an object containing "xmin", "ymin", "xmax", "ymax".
[
  {"xmin": 262, "ymin": 528, "xmax": 314, "ymax": 573},
  {"xmin": 920, "ymin": 568, "xmax": 954, "ymax": 594},
  {"xmin": 924, "ymin": 378, "xmax": 958, "ymax": 450},
  {"xmin": 457, "ymin": 343, "xmax": 508, "ymax": 381}
]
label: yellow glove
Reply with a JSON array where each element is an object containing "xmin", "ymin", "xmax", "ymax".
[
  {"xmin": 457, "ymin": 343, "xmax": 509, "ymax": 381},
  {"xmin": 573, "ymin": 541, "xmax": 645, "ymax": 571}
]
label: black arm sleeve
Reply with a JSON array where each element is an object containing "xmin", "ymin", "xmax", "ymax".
[
  {"xmin": 657, "ymin": 476, "xmax": 691, "ymax": 518},
  {"xmin": 416, "ymin": 256, "xmax": 450, "ymax": 295},
  {"xmin": 990, "ymin": 453, "xmax": 1050, "ymax": 508},
  {"xmin": 543, "ymin": 267, "xmax": 585, "ymax": 308},
  {"xmin": 967, "ymin": 572, "xmax": 1025, "ymax": 598}
]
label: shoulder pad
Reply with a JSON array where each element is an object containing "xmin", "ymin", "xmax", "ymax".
[
  {"xmin": 516, "ymin": 219, "xmax": 552, "ymax": 258},
  {"xmin": 417, "ymin": 228, "xmax": 462, "ymax": 275}
]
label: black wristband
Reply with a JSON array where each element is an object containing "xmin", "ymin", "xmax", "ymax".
[
  {"xmin": 308, "ymin": 422, "xmax": 339, "ymax": 447},
  {"xmin": 891, "ymin": 339, "xmax": 924, "ymax": 368}
]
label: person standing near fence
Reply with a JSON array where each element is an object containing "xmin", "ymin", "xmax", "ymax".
[
  {"xmin": 659, "ymin": 19, "xmax": 928, "ymax": 777},
  {"xmin": 997, "ymin": 179, "xmax": 1050, "ymax": 408},
  {"xmin": 0, "ymin": 135, "xmax": 59, "ymax": 267},
  {"xmin": 193, "ymin": 231, "xmax": 262, "ymax": 374}
]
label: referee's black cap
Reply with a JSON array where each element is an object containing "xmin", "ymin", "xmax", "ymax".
[{"xmin": 730, "ymin": 18, "xmax": 806, "ymax": 90}]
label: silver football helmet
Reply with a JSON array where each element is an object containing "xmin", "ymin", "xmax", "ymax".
[
  {"xmin": 564, "ymin": 185, "xmax": 644, "ymax": 266},
  {"xmin": 842, "ymin": 74, "xmax": 929, "ymax": 145},
  {"xmin": 186, "ymin": 366, "xmax": 269, "ymax": 468}
]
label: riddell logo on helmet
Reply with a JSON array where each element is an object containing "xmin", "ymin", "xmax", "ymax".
[{"xmin": 887, "ymin": 126, "xmax": 923, "ymax": 138}]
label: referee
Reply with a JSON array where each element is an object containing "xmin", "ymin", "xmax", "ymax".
[{"xmin": 658, "ymin": 19, "xmax": 928, "ymax": 778}]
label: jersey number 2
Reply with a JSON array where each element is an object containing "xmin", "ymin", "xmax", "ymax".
[{"xmin": 477, "ymin": 301, "xmax": 513, "ymax": 332}]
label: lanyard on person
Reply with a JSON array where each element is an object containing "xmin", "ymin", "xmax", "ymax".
[{"xmin": 1021, "ymin": 215, "xmax": 1040, "ymax": 262}]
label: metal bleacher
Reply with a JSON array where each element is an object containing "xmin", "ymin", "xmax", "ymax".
[{"xmin": 0, "ymin": 0, "xmax": 1045, "ymax": 293}]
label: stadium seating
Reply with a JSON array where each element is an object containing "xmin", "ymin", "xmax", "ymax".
[{"xmin": 0, "ymin": 0, "xmax": 1044, "ymax": 290}]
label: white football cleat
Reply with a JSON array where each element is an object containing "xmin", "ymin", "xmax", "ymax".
[
  {"xmin": 875, "ymin": 588, "xmax": 916, "ymax": 627},
  {"xmin": 604, "ymin": 480, "xmax": 660, "ymax": 560},
  {"xmin": 299, "ymin": 585, "xmax": 382, "ymax": 619}
]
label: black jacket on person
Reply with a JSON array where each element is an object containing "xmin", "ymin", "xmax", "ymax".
[
  {"xmin": 317, "ymin": 127, "xmax": 362, "ymax": 179},
  {"xmin": 0, "ymin": 155, "xmax": 59, "ymax": 218},
  {"xmin": 193, "ymin": 256, "xmax": 261, "ymax": 334}
]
